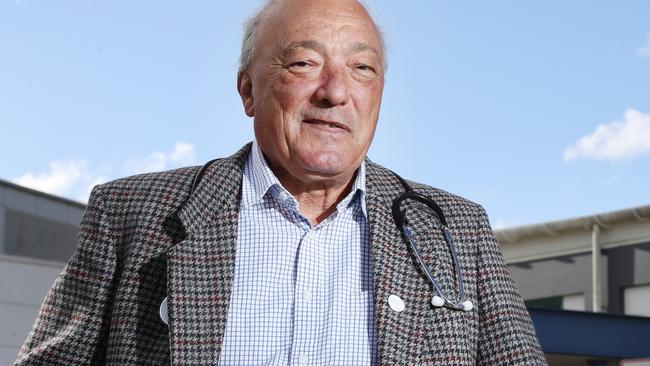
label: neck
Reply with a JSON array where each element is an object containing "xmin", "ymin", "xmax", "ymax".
[
  {"xmin": 280, "ymin": 173, "xmax": 357, "ymax": 226},
  {"xmin": 258, "ymin": 149, "xmax": 362, "ymax": 226}
]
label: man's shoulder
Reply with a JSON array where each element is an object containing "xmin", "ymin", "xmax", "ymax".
[
  {"xmin": 89, "ymin": 143, "xmax": 253, "ymax": 209},
  {"xmin": 366, "ymin": 160, "xmax": 486, "ymax": 219},
  {"xmin": 90, "ymin": 166, "xmax": 201, "ymax": 211},
  {"xmin": 409, "ymin": 180, "xmax": 483, "ymax": 213}
]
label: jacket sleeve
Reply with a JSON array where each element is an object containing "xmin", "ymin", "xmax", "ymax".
[
  {"xmin": 475, "ymin": 206, "xmax": 548, "ymax": 365},
  {"xmin": 15, "ymin": 185, "xmax": 117, "ymax": 365}
]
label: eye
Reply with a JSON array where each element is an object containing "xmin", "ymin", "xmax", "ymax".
[
  {"xmin": 354, "ymin": 64, "xmax": 377, "ymax": 77},
  {"xmin": 286, "ymin": 60, "xmax": 317, "ymax": 74},
  {"xmin": 287, "ymin": 60, "xmax": 316, "ymax": 73},
  {"xmin": 290, "ymin": 61, "xmax": 310, "ymax": 68}
]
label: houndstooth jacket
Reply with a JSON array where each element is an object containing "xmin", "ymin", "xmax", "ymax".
[{"xmin": 15, "ymin": 143, "xmax": 547, "ymax": 365}]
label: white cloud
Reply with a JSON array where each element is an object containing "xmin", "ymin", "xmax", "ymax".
[
  {"xmin": 124, "ymin": 141, "xmax": 197, "ymax": 175},
  {"xmin": 638, "ymin": 34, "xmax": 650, "ymax": 59},
  {"xmin": 14, "ymin": 160, "xmax": 88, "ymax": 196},
  {"xmin": 564, "ymin": 109, "xmax": 650, "ymax": 162},
  {"xmin": 14, "ymin": 141, "xmax": 197, "ymax": 203},
  {"xmin": 124, "ymin": 151, "xmax": 168, "ymax": 174},
  {"xmin": 169, "ymin": 141, "xmax": 196, "ymax": 164}
]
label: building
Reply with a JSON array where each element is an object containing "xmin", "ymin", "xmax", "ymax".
[
  {"xmin": 0, "ymin": 180, "xmax": 84, "ymax": 365},
  {"xmin": 1, "ymin": 177, "xmax": 649, "ymax": 364},
  {"xmin": 497, "ymin": 204, "xmax": 650, "ymax": 365}
]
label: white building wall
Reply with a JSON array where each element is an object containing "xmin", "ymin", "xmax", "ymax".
[{"xmin": 0, "ymin": 255, "xmax": 63, "ymax": 365}]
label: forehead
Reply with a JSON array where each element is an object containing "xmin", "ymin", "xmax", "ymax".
[{"xmin": 259, "ymin": 0, "xmax": 382, "ymax": 54}]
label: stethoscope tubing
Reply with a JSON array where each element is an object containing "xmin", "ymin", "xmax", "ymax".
[
  {"xmin": 390, "ymin": 171, "xmax": 472, "ymax": 312},
  {"xmin": 402, "ymin": 224, "xmax": 467, "ymax": 310}
]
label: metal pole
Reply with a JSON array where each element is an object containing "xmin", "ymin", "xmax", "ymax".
[{"xmin": 592, "ymin": 224, "xmax": 601, "ymax": 312}]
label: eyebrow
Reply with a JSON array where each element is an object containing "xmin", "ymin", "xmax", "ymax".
[
  {"xmin": 277, "ymin": 40, "xmax": 323, "ymax": 60},
  {"xmin": 349, "ymin": 41, "xmax": 381, "ymax": 58},
  {"xmin": 276, "ymin": 40, "xmax": 381, "ymax": 60}
]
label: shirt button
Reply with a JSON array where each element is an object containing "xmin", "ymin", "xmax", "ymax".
[
  {"xmin": 303, "ymin": 289, "xmax": 313, "ymax": 302},
  {"xmin": 299, "ymin": 354, "xmax": 309, "ymax": 365}
]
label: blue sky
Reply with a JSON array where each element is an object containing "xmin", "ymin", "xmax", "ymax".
[{"xmin": 1, "ymin": 0, "xmax": 649, "ymax": 228}]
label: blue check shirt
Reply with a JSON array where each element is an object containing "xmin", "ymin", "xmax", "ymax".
[{"xmin": 218, "ymin": 141, "xmax": 377, "ymax": 365}]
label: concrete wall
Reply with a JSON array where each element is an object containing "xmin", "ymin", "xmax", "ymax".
[
  {"xmin": 0, "ymin": 182, "xmax": 84, "ymax": 363},
  {"xmin": 509, "ymin": 252, "xmax": 597, "ymax": 310},
  {"xmin": 0, "ymin": 255, "xmax": 63, "ymax": 365},
  {"xmin": 507, "ymin": 241, "xmax": 650, "ymax": 314},
  {"xmin": 0, "ymin": 206, "xmax": 5, "ymax": 253},
  {"xmin": 0, "ymin": 183, "xmax": 83, "ymax": 263},
  {"xmin": 499, "ymin": 215, "xmax": 650, "ymax": 264}
]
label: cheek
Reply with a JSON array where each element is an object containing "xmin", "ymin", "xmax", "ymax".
[
  {"xmin": 276, "ymin": 72, "xmax": 323, "ymax": 104},
  {"xmin": 253, "ymin": 85, "xmax": 309, "ymax": 148},
  {"xmin": 258, "ymin": 87, "xmax": 304, "ymax": 121},
  {"xmin": 353, "ymin": 89, "xmax": 382, "ymax": 127}
]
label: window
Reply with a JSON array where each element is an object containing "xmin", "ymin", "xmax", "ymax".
[
  {"xmin": 526, "ymin": 293, "xmax": 585, "ymax": 311},
  {"xmin": 624, "ymin": 284, "xmax": 650, "ymax": 317},
  {"xmin": 562, "ymin": 293, "xmax": 586, "ymax": 311}
]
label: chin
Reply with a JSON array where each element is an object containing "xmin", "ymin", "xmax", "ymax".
[{"xmin": 301, "ymin": 153, "xmax": 360, "ymax": 177}]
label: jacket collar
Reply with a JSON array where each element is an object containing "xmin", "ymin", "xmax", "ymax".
[{"xmin": 177, "ymin": 143, "xmax": 252, "ymax": 232}]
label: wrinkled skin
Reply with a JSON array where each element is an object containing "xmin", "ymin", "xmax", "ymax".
[{"xmin": 237, "ymin": 0, "xmax": 385, "ymax": 221}]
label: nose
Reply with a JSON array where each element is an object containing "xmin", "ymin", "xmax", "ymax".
[{"xmin": 312, "ymin": 64, "xmax": 351, "ymax": 108}]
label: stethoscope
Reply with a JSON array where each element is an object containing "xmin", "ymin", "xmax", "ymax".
[
  {"xmin": 159, "ymin": 159, "xmax": 472, "ymax": 325},
  {"xmin": 391, "ymin": 172, "xmax": 473, "ymax": 312}
]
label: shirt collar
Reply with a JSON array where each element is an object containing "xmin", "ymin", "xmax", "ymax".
[
  {"xmin": 338, "ymin": 160, "xmax": 367, "ymax": 218},
  {"xmin": 240, "ymin": 140, "xmax": 281, "ymax": 208},
  {"xmin": 242, "ymin": 140, "xmax": 367, "ymax": 217}
]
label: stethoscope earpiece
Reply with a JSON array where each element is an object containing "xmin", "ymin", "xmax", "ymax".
[
  {"xmin": 462, "ymin": 300, "xmax": 474, "ymax": 312},
  {"xmin": 431, "ymin": 296, "xmax": 445, "ymax": 307},
  {"xmin": 432, "ymin": 296, "xmax": 473, "ymax": 311}
]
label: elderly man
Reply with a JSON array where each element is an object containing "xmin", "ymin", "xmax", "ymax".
[{"xmin": 16, "ymin": 0, "xmax": 546, "ymax": 365}]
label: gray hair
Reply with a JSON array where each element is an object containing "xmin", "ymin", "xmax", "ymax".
[{"xmin": 238, "ymin": 0, "xmax": 388, "ymax": 73}]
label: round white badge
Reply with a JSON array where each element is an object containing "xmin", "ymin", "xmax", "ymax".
[
  {"xmin": 159, "ymin": 297, "xmax": 169, "ymax": 325},
  {"xmin": 388, "ymin": 294, "xmax": 406, "ymax": 313}
]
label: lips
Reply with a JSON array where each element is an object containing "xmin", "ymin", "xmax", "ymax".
[{"xmin": 302, "ymin": 118, "xmax": 350, "ymax": 132}]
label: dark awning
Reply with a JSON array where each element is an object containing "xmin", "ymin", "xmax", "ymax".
[{"xmin": 529, "ymin": 308, "xmax": 650, "ymax": 358}]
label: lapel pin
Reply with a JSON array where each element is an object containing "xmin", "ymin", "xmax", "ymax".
[
  {"xmin": 388, "ymin": 294, "xmax": 405, "ymax": 313},
  {"xmin": 159, "ymin": 297, "xmax": 169, "ymax": 325}
]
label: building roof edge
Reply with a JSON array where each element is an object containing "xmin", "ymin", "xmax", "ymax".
[
  {"xmin": 495, "ymin": 204, "xmax": 650, "ymax": 243},
  {"xmin": 1, "ymin": 179, "xmax": 87, "ymax": 209}
]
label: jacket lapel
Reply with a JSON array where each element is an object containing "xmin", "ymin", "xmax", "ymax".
[
  {"xmin": 166, "ymin": 143, "xmax": 251, "ymax": 365},
  {"xmin": 366, "ymin": 161, "xmax": 443, "ymax": 364},
  {"xmin": 366, "ymin": 161, "xmax": 408, "ymax": 362}
]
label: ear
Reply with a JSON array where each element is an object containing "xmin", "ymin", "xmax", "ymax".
[{"xmin": 237, "ymin": 70, "xmax": 255, "ymax": 117}]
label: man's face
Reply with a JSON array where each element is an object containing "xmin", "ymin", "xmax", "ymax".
[{"xmin": 238, "ymin": 0, "xmax": 385, "ymax": 185}]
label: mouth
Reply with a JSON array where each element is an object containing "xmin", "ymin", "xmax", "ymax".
[{"xmin": 302, "ymin": 118, "xmax": 350, "ymax": 132}]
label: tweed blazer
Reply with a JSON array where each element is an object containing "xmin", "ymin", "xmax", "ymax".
[{"xmin": 15, "ymin": 143, "xmax": 546, "ymax": 365}]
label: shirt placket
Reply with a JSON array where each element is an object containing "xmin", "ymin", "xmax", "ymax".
[{"xmin": 291, "ymin": 226, "xmax": 326, "ymax": 366}]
